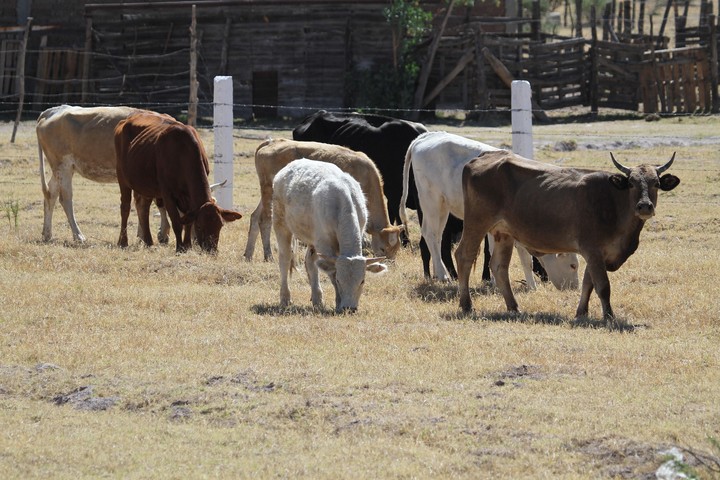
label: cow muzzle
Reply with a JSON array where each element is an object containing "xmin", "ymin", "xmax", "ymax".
[{"xmin": 635, "ymin": 201, "xmax": 655, "ymax": 219}]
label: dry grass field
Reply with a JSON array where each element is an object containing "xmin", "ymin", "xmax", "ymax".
[{"xmin": 1, "ymin": 110, "xmax": 719, "ymax": 478}]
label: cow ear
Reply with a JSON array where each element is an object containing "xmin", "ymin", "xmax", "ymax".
[
  {"xmin": 220, "ymin": 209, "xmax": 243, "ymax": 223},
  {"xmin": 365, "ymin": 257, "xmax": 387, "ymax": 275},
  {"xmin": 180, "ymin": 211, "xmax": 197, "ymax": 225},
  {"xmin": 366, "ymin": 262, "xmax": 388, "ymax": 275},
  {"xmin": 609, "ymin": 174, "xmax": 629, "ymax": 190},
  {"xmin": 316, "ymin": 255, "xmax": 336, "ymax": 274},
  {"xmin": 659, "ymin": 174, "xmax": 680, "ymax": 191}
]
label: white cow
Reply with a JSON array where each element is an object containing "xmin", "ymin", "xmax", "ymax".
[
  {"xmin": 272, "ymin": 159, "xmax": 387, "ymax": 312},
  {"xmin": 37, "ymin": 105, "xmax": 170, "ymax": 243},
  {"xmin": 400, "ymin": 131, "xmax": 579, "ymax": 289}
]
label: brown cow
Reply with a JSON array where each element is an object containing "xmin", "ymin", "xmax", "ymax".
[
  {"xmin": 115, "ymin": 111, "xmax": 242, "ymax": 252},
  {"xmin": 455, "ymin": 151, "xmax": 680, "ymax": 319},
  {"xmin": 243, "ymin": 138, "xmax": 404, "ymax": 261}
]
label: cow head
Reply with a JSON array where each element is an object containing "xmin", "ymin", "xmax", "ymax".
[
  {"xmin": 181, "ymin": 201, "xmax": 242, "ymax": 252},
  {"xmin": 609, "ymin": 152, "xmax": 680, "ymax": 220},
  {"xmin": 316, "ymin": 255, "xmax": 387, "ymax": 313},
  {"xmin": 371, "ymin": 224, "xmax": 405, "ymax": 259}
]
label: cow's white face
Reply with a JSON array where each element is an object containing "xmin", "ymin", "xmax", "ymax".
[{"xmin": 317, "ymin": 255, "xmax": 387, "ymax": 313}]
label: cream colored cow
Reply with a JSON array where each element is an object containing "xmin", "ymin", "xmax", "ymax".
[{"xmin": 244, "ymin": 138, "xmax": 404, "ymax": 261}]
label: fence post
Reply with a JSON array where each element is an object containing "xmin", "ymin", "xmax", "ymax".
[
  {"xmin": 11, "ymin": 17, "xmax": 32, "ymax": 144},
  {"xmin": 710, "ymin": 15, "xmax": 719, "ymax": 113},
  {"xmin": 188, "ymin": 4, "xmax": 198, "ymax": 127},
  {"xmin": 213, "ymin": 76, "xmax": 234, "ymax": 210},
  {"xmin": 511, "ymin": 80, "xmax": 533, "ymax": 160},
  {"xmin": 82, "ymin": 16, "xmax": 92, "ymax": 105}
]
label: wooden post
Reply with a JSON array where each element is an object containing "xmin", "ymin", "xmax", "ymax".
[
  {"xmin": 531, "ymin": 0, "xmax": 541, "ymax": 41},
  {"xmin": 710, "ymin": 15, "xmax": 719, "ymax": 112},
  {"xmin": 474, "ymin": 33, "xmax": 487, "ymax": 112},
  {"xmin": 11, "ymin": 17, "xmax": 32, "ymax": 144},
  {"xmin": 639, "ymin": 0, "xmax": 646, "ymax": 35},
  {"xmin": 219, "ymin": 17, "xmax": 231, "ymax": 75},
  {"xmin": 188, "ymin": 4, "xmax": 198, "ymax": 127},
  {"xmin": 412, "ymin": 0, "xmax": 455, "ymax": 120},
  {"xmin": 590, "ymin": 6, "xmax": 599, "ymax": 115},
  {"xmin": 575, "ymin": 0, "xmax": 583, "ymax": 37},
  {"xmin": 81, "ymin": 16, "xmax": 92, "ymax": 105},
  {"xmin": 481, "ymin": 47, "xmax": 549, "ymax": 122},
  {"xmin": 657, "ymin": 0, "xmax": 673, "ymax": 48},
  {"xmin": 624, "ymin": 1, "xmax": 632, "ymax": 34}
]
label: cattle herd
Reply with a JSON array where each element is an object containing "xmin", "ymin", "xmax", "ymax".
[{"xmin": 36, "ymin": 106, "xmax": 680, "ymax": 319}]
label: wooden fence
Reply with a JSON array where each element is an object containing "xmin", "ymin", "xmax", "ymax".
[{"xmin": 0, "ymin": 5, "xmax": 718, "ymax": 118}]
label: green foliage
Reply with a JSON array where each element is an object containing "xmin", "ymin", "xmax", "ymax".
[
  {"xmin": 348, "ymin": 0, "xmax": 431, "ymax": 112},
  {"xmin": 4, "ymin": 198, "xmax": 19, "ymax": 230}
]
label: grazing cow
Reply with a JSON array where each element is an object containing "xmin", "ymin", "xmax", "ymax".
[
  {"xmin": 115, "ymin": 111, "xmax": 242, "ymax": 252},
  {"xmin": 243, "ymin": 138, "xmax": 404, "ymax": 262},
  {"xmin": 292, "ymin": 110, "xmax": 429, "ymax": 241},
  {"xmin": 400, "ymin": 131, "xmax": 579, "ymax": 289},
  {"xmin": 272, "ymin": 159, "xmax": 387, "ymax": 312},
  {"xmin": 455, "ymin": 150, "xmax": 680, "ymax": 319},
  {"xmin": 36, "ymin": 105, "xmax": 170, "ymax": 243}
]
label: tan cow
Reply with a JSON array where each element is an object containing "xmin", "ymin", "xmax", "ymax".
[
  {"xmin": 455, "ymin": 151, "xmax": 680, "ymax": 319},
  {"xmin": 243, "ymin": 138, "xmax": 404, "ymax": 261},
  {"xmin": 37, "ymin": 105, "xmax": 171, "ymax": 243}
]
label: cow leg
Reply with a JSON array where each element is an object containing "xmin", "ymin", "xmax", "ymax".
[
  {"xmin": 578, "ymin": 256, "xmax": 614, "ymax": 320},
  {"xmin": 491, "ymin": 233, "xmax": 519, "ymax": 313},
  {"xmin": 259, "ymin": 185, "xmax": 274, "ymax": 261},
  {"xmin": 42, "ymin": 171, "xmax": 61, "ymax": 242},
  {"xmin": 455, "ymin": 227, "xmax": 486, "ymax": 313},
  {"xmin": 440, "ymin": 221, "xmax": 458, "ymax": 280},
  {"xmin": 161, "ymin": 198, "xmax": 186, "ymax": 253},
  {"xmin": 304, "ymin": 246, "xmax": 323, "ymax": 308},
  {"xmin": 118, "ymin": 185, "xmax": 132, "ymax": 248},
  {"xmin": 420, "ymin": 205, "xmax": 451, "ymax": 281},
  {"xmin": 415, "ymin": 206, "xmax": 433, "ymax": 279},
  {"xmin": 134, "ymin": 194, "xmax": 154, "ymax": 247},
  {"xmin": 54, "ymin": 165, "xmax": 85, "ymax": 243},
  {"xmin": 274, "ymin": 221, "xmax": 293, "ymax": 308},
  {"xmin": 515, "ymin": 243, "xmax": 538, "ymax": 290},
  {"xmin": 575, "ymin": 268, "xmax": 594, "ymax": 318},
  {"xmin": 157, "ymin": 199, "xmax": 170, "ymax": 244},
  {"xmin": 243, "ymin": 201, "xmax": 262, "ymax": 261}
]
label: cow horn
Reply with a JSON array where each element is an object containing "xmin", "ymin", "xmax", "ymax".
[
  {"xmin": 209, "ymin": 179, "xmax": 227, "ymax": 191},
  {"xmin": 610, "ymin": 152, "xmax": 631, "ymax": 175},
  {"xmin": 656, "ymin": 152, "xmax": 676, "ymax": 174}
]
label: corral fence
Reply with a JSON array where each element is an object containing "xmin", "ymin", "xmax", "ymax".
[
  {"xmin": 433, "ymin": 12, "xmax": 718, "ymax": 116},
  {"xmin": 0, "ymin": 2, "xmax": 718, "ymax": 121}
]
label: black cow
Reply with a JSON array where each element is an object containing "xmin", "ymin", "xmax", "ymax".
[{"xmin": 293, "ymin": 110, "xmax": 460, "ymax": 278}]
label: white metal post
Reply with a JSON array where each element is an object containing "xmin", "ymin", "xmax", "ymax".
[
  {"xmin": 511, "ymin": 80, "xmax": 533, "ymax": 160},
  {"xmin": 213, "ymin": 76, "xmax": 234, "ymax": 210}
]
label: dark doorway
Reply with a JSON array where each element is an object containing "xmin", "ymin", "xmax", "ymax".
[{"xmin": 252, "ymin": 71, "xmax": 278, "ymax": 118}]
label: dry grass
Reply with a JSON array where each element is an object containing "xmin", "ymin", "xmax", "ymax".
[{"xmin": 1, "ymin": 112, "xmax": 719, "ymax": 478}]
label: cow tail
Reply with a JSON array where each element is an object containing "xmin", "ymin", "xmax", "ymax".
[
  {"xmin": 39, "ymin": 143, "xmax": 50, "ymax": 200},
  {"xmin": 399, "ymin": 137, "xmax": 414, "ymax": 231}
]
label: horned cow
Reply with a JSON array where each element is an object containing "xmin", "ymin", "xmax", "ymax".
[{"xmin": 455, "ymin": 150, "xmax": 680, "ymax": 319}]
